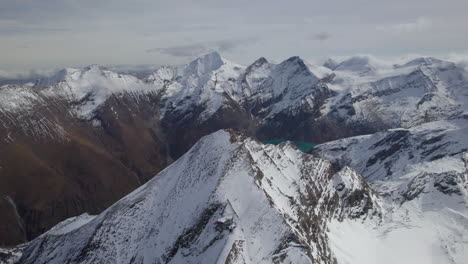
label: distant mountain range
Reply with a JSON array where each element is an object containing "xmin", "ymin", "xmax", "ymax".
[{"xmin": 1, "ymin": 52, "xmax": 467, "ymax": 264}]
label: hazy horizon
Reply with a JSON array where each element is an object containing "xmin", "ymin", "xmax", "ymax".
[{"xmin": 1, "ymin": 0, "xmax": 468, "ymax": 79}]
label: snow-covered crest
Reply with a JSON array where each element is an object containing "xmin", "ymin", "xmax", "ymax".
[
  {"xmin": 152, "ymin": 52, "xmax": 246, "ymax": 121},
  {"xmin": 18, "ymin": 130, "xmax": 378, "ymax": 264},
  {"xmin": 7, "ymin": 53, "xmax": 467, "ymax": 128},
  {"xmin": 34, "ymin": 64, "xmax": 155, "ymax": 118}
]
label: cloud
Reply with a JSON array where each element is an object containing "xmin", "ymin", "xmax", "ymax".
[
  {"xmin": 1, "ymin": 0, "xmax": 468, "ymax": 69},
  {"xmin": 107, "ymin": 64, "xmax": 162, "ymax": 78},
  {"xmin": 0, "ymin": 25, "xmax": 70, "ymax": 36},
  {"xmin": 15, "ymin": 44, "xmax": 31, "ymax": 49},
  {"xmin": 147, "ymin": 38, "xmax": 258, "ymax": 57},
  {"xmin": 0, "ymin": 67, "xmax": 58, "ymax": 81},
  {"xmin": 215, "ymin": 38, "xmax": 258, "ymax": 52},
  {"xmin": 0, "ymin": 18, "xmax": 71, "ymax": 36},
  {"xmin": 147, "ymin": 44, "xmax": 209, "ymax": 57},
  {"xmin": 381, "ymin": 17, "xmax": 432, "ymax": 33},
  {"xmin": 310, "ymin": 32, "xmax": 330, "ymax": 41}
]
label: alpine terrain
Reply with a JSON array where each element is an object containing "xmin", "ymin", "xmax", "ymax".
[
  {"xmin": 15, "ymin": 129, "xmax": 468, "ymax": 263},
  {"xmin": 1, "ymin": 52, "xmax": 467, "ymax": 264}
]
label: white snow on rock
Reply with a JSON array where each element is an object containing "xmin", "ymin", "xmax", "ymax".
[
  {"xmin": 35, "ymin": 65, "xmax": 155, "ymax": 118},
  {"xmin": 0, "ymin": 85, "xmax": 69, "ymax": 142},
  {"xmin": 241, "ymin": 56, "xmax": 332, "ymax": 119},
  {"xmin": 3, "ymin": 53, "xmax": 468, "ymax": 264},
  {"xmin": 148, "ymin": 52, "xmax": 246, "ymax": 121},
  {"xmin": 3, "ymin": 53, "xmax": 467, "ymax": 130},
  {"xmin": 325, "ymin": 56, "xmax": 468, "ymax": 128},
  {"xmin": 314, "ymin": 119, "xmax": 468, "ymax": 264},
  {"xmin": 12, "ymin": 119, "xmax": 468, "ymax": 264},
  {"xmin": 0, "ymin": 85, "xmax": 41, "ymax": 114},
  {"xmin": 0, "ymin": 244, "xmax": 28, "ymax": 264},
  {"xmin": 18, "ymin": 130, "xmax": 379, "ymax": 264}
]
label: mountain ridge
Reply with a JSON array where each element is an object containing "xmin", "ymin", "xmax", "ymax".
[
  {"xmin": 16, "ymin": 124, "xmax": 468, "ymax": 263},
  {"xmin": 1, "ymin": 52, "xmax": 468, "ymax": 249},
  {"xmin": 17, "ymin": 130, "xmax": 381, "ymax": 264}
]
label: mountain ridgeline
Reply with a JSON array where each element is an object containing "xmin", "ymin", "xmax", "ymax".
[{"xmin": 1, "ymin": 51, "xmax": 468, "ymax": 258}]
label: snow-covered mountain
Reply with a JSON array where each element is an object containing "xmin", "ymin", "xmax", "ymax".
[
  {"xmin": 18, "ymin": 130, "xmax": 380, "ymax": 264},
  {"xmin": 16, "ymin": 126, "xmax": 468, "ymax": 264},
  {"xmin": 0, "ymin": 69, "xmax": 169, "ymax": 247},
  {"xmin": 313, "ymin": 119, "xmax": 468, "ymax": 264},
  {"xmin": 325, "ymin": 56, "xmax": 468, "ymax": 130},
  {"xmin": 147, "ymin": 52, "xmax": 245, "ymax": 122},
  {"xmin": 2, "ymin": 51, "xmax": 468, "ymax": 253},
  {"xmin": 4, "ymin": 52, "xmax": 468, "ymax": 143},
  {"xmin": 242, "ymin": 56, "xmax": 333, "ymax": 119},
  {"xmin": 34, "ymin": 65, "xmax": 155, "ymax": 118}
]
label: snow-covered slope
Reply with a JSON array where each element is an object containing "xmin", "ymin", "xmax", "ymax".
[
  {"xmin": 3, "ymin": 53, "xmax": 468, "ymax": 256},
  {"xmin": 35, "ymin": 65, "xmax": 155, "ymax": 118},
  {"xmin": 18, "ymin": 130, "xmax": 379, "ymax": 264},
  {"xmin": 0, "ymin": 84, "xmax": 69, "ymax": 141},
  {"xmin": 148, "ymin": 52, "xmax": 246, "ymax": 121},
  {"xmin": 242, "ymin": 56, "xmax": 334, "ymax": 119},
  {"xmin": 11, "ymin": 53, "xmax": 468, "ymax": 134},
  {"xmin": 325, "ymin": 56, "xmax": 468, "ymax": 129},
  {"xmin": 145, "ymin": 52, "xmax": 335, "ymax": 123},
  {"xmin": 313, "ymin": 119, "xmax": 468, "ymax": 264},
  {"xmin": 144, "ymin": 53, "xmax": 468, "ymax": 144},
  {"xmin": 314, "ymin": 119, "xmax": 468, "ymax": 198},
  {"xmin": 17, "ymin": 125, "xmax": 468, "ymax": 264},
  {"xmin": 0, "ymin": 85, "xmax": 41, "ymax": 114}
]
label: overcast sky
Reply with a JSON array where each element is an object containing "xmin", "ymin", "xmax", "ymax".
[{"xmin": 1, "ymin": 0, "xmax": 468, "ymax": 78}]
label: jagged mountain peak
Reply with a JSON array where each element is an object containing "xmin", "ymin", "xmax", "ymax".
[
  {"xmin": 145, "ymin": 66, "xmax": 178, "ymax": 87},
  {"xmin": 280, "ymin": 55, "xmax": 309, "ymax": 68},
  {"xmin": 184, "ymin": 51, "xmax": 225, "ymax": 76},
  {"xmin": 274, "ymin": 56, "xmax": 320, "ymax": 87},
  {"xmin": 253, "ymin": 56, "xmax": 269, "ymax": 65},
  {"xmin": 245, "ymin": 57, "xmax": 270, "ymax": 73},
  {"xmin": 241, "ymin": 54, "xmax": 329, "ymax": 119}
]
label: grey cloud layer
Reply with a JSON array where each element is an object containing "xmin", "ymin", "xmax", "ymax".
[
  {"xmin": 147, "ymin": 38, "xmax": 258, "ymax": 57},
  {"xmin": 0, "ymin": 0, "xmax": 467, "ymax": 70}
]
